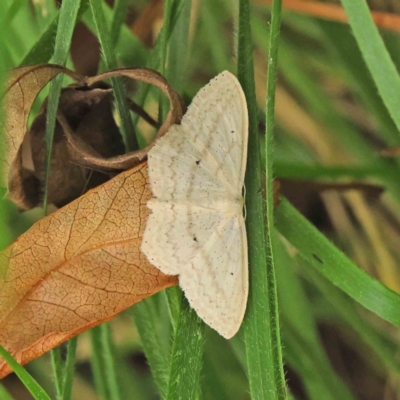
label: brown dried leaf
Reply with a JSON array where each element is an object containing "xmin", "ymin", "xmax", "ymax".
[
  {"xmin": 1, "ymin": 64, "xmax": 82, "ymax": 188},
  {"xmin": 65, "ymin": 67, "xmax": 185, "ymax": 171},
  {"xmin": 27, "ymin": 84, "xmax": 125, "ymax": 208},
  {"xmin": 0, "ymin": 162, "xmax": 178, "ymax": 378},
  {"xmin": 380, "ymin": 146, "xmax": 400, "ymax": 157}
]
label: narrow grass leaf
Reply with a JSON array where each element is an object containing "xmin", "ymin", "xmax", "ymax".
[
  {"xmin": 0, "ymin": 346, "xmax": 51, "ymax": 400},
  {"xmin": 131, "ymin": 0, "xmax": 187, "ymax": 128},
  {"xmin": 301, "ymin": 259, "xmax": 400, "ymax": 375},
  {"xmin": 275, "ymin": 198, "xmax": 400, "ymax": 327},
  {"xmin": 238, "ymin": 0, "xmax": 285, "ymax": 398},
  {"xmin": 61, "ymin": 337, "xmax": 78, "ymax": 400},
  {"xmin": 166, "ymin": 297, "xmax": 205, "ymax": 400},
  {"xmin": 110, "ymin": 0, "xmax": 131, "ymax": 46},
  {"xmin": 0, "ymin": 384, "xmax": 13, "ymax": 400},
  {"xmin": 21, "ymin": 12, "xmax": 59, "ymax": 66},
  {"xmin": 21, "ymin": 1, "xmax": 89, "ymax": 66},
  {"xmin": 264, "ymin": 0, "xmax": 286, "ymax": 397},
  {"xmin": 89, "ymin": 0, "xmax": 138, "ymax": 151},
  {"xmin": 340, "ymin": 0, "xmax": 400, "ymax": 134},
  {"xmin": 89, "ymin": 327, "xmax": 109, "ymax": 400},
  {"xmin": 50, "ymin": 348, "xmax": 63, "ymax": 399},
  {"xmin": 275, "ymin": 238, "xmax": 354, "ymax": 400},
  {"xmin": 81, "ymin": 2, "xmax": 147, "ymax": 68},
  {"xmin": 131, "ymin": 301, "xmax": 169, "ymax": 398},
  {"xmin": 43, "ymin": 0, "xmax": 81, "ymax": 214},
  {"xmin": 99, "ymin": 323, "xmax": 122, "ymax": 400}
]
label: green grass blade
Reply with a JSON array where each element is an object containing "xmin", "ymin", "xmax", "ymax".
[
  {"xmin": 340, "ymin": 0, "xmax": 400, "ymax": 133},
  {"xmin": 50, "ymin": 347, "xmax": 63, "ymax": 399},
  {"xmin": 0, "ymin": 346, "xmax": 51, "ymax": 400},
  {"xmin": 89, "ymin": 327, "xmax": 109, "ymax": 399},
  {"xmin": 41, "ymin": 0, "xmax": 82, "ymax": 387},
  {"xmin": 131, "ymin": 300, "xmax": 169, "ymax": 398},
  {"xmin": 61, "ymin": 337, "xmax": 78, "ymax": 400},
  {"xmin": 301, "ymin": 259, "xmax": 400, "ymax": 376},
  {"xmin": 99, "ymin": 323, "xmax": 122, "ymax": 400},
  {"xmin": 20, "ymin": 12, "xmax": 59, "ymax": 66},
  {"xmin": 275, "ymin": 198, "xmax": 400, "ymax": 327},
  {"xmin": 238, "ymin": 0, "xmax": 286, "ymax": 398},
  {"xmin": 89, "ymin": 0, "xmax": 138, "ymax": 151},
  {"xmin": 131, "ymin": 0, "xmax": 187, "ymax": 128},
  {"xmin": 275, "ymin": 238, "xmax": 355, "ymax": 400},
  {"xmin": 0, "ymin": 384, "xmax": 13, "ymax": 400},
  {"xmin": 81, "ymin": 1, "xmax": 148, "ymax": 68},
  {"xmin": 264, "ymin": 0, "xmax": 286, "ymax": 397},
  {"xmin": 43, "ymin": 0, "xmax": 81, "ymax": 214},
  {"xmin": 166, "ymin": 297, "xmax": 205, "ymax": 400},
  {"xmin": 110, "ymin": 0, "xmax": 130, "ymax": 46},
  {"xmin": 274, "ymin": 162, "xmax": 387, "ymax": 180},
  {"xmin": 89, "ymin": 324, "xmax": 122, "ymax": 400},
  {"xmin": 21, "ymin": 1, "xmax": 89, "ymax": 66}
]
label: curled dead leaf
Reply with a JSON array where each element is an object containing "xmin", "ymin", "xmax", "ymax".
[
  {"xmin": 0, "ymin": 64, "xmax": 82, "ymax": 202},
  {"xmin": 27, "ymin": 84, "xmax": 125, "ymax": 209},
  {"xmin": 3, "ymin": 65, "xmax": 183, "ymax": 210},
  {"xmin": 0, "ymin": 162, "xmax": 178, "ymax": 378},
  {"xmin": 64, "ymin": 67, "xmax": 185, "ymax": 171}
]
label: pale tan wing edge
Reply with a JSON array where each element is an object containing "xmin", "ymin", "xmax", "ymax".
[{"xmin": 178, "ymin": 214, "xmax": 248, "ymax": 339}]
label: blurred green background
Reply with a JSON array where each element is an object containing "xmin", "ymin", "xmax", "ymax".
[{"xmin": 2, "ymin": 0, "xmax": 400, "ymax": 399}]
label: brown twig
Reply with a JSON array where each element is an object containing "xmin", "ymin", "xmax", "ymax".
[{"xmin": 257, "ymin": 0, "xmax": 400, "ymax": 32}]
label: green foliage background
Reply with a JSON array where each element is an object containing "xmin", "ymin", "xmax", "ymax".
[{"xmin": 2, "ymin": 0, "xmax": 400, "ymax": 399}]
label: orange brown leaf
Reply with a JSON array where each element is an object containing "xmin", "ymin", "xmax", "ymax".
[
  {"xmin": 1, "ymin": 64, "xmax": 82, "ymax": 207},
  {"xmin": 0, "ymin": 162, "xmax": 177, "ymax": 378}
]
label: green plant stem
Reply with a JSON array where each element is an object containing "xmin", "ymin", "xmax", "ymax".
[
  {"xmin": 43, "ymin": 0, "xmax": 81, "ymax": 214},
  {"xmin": 99, "ymin": 324, "xmax": 122, "ymax": 400},
  {"xmin": 275, "ymin": 198, "xmax": 400, "ymax": 327},
  {"xmin": 264, "ymin": 0, "xmax": 286, "ymax": 397},
  {"xmin": 166, "ymin": 297, "xmax": 205, "ymax": 400},
  {"xmin": 340, "ymin": 0, "xmax": 400, "ymax": 133},
  {"xmin": 89, "ymin": 0, "xmax": 138, "ymax": 151},
  {"xmin": 110, "ymin": 0, "xmax": 130, "ymax": 46},
  {"xmin": 61, "ymin": 337, "xmax": 77, "ymax": 400},
  {"xmin": 0, "ymin": 346, "xmax": 51, "ymax": 400},
  {"xmin": 89, "ymin": 327, "xmax": 109, "ymax": 400},
  {"xmin": 131, "ymin": 301, "xmax": 169, "ymax": 398},
  {"xmin": 238, "ymin": 0, "xmax": 285, "ymax": 398},
  {"xmin": 50, "ymin": 348, "xmax": 63, "ymax": 399}
]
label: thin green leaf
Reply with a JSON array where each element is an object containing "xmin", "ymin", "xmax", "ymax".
[
  {"xmin": 275, "ymin": 198, "xmax": 400, "ymax": 327},
  {"xmin": 264, "ymin": 0, "xmax": 286, "ymax": 397},
  {"xmin": 238, "ymin": 0, "xmax": 285, "ymax": 398},
  {"xmin": 274, "ymin": 163, "xmax": 387, "ymax": 180},
  {"xmin": 0, "ymin": 346, "xmax": 51, "ymax": 400},
  {"xmin": 99, "ymin": 323, "xmax": 122, "ymax": 400},
  {"xmin": 131, "ymin": 0, "xmax": 188, "ymax": 128},
  {"xmin": 21, "ymin": 1, "xmax": 89, "ymax": 66},
  {"xmin": 61, "ymin": 337, "xmax": 78, "ymax": 400},
  {"xmin": 43, "ymin": 0, "xmax": 81, "ymax": 214},
  {"xmin": 340, "ymin": 0, "xmax": 400, "ymax": 134},
  {"xmin": 110, "ymin": 0, "xmax": 131, "ymax": 47},
  {"xmin": 20, "ymin": 12, "xmax": 60, "ymax": 66},
  {"xmin": 166, "ymin": 297, "xmax": 205, "ymax": 400},
  {"xmin": 89, "ymin": 0, "xmax": 138, "ymax": 151},
  {"xmin": 89, "ymin": 327, "xmax": 109, "ymax": 400},
  {"xmin": 275, "ymin": 237, "xmax": 355, "ymax": 400},
  {"xmin": 300, "ymin": 258, "xmax": 400, "ymax": 376},
  {"xmin": 0, "ymin": 383, "xmax": 13, "ymax": 400},
  {"xmin": 50, "ymin": 348, "xmax": 63, "ymax": 399},
  {"xmin": 131, "ymin": 300, "xmax": 169, "ymax": 398}
]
